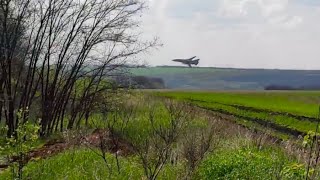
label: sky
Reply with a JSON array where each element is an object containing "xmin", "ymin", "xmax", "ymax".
[{"xmin": 141, "ymin": 0, "xmax": 320, "ymax": 70}]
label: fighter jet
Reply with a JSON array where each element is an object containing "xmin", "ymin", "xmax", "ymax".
[{"xmin": 172, "ymin": 56, "xmax": 200, "ymax": 68}]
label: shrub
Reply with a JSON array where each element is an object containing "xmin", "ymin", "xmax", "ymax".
[
  {"xmin": 0, "ymin": 109, "xmax": 40, "ymax": 179},
  {"xmin": 195, "ymin": 146, "xmax": 305, "ymax": 180}
]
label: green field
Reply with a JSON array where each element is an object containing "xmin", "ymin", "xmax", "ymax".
[
  {"xmin": 156, "ymin": 91, "xmax": 320, "ymax": 139},
  {"xmin": 130, "ymin": 67, "xmax": 223, "ymax": 76}
]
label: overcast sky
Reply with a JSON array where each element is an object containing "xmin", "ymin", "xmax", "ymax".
[{"xmin": 140, "ymin": 0, "xmax": 320, "ymax": 70}]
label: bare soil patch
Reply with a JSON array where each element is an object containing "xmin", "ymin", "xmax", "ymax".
[{"xmin": 0, "ymin": 129, "xmax": 134, "ymax": 170}]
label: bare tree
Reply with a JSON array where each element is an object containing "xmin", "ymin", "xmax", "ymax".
[{"xmin": 0, "ymin": 0, "xmax": 157, "ymax": 137}]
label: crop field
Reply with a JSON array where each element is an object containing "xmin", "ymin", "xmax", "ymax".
[{"xmin": 156, "ymin": 91, "xmax": 320, "ymax": 139}]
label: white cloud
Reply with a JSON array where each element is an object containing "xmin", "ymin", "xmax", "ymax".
[
  {"xmin": 141, "ymin": 0, "xmax": 320, "ymax": 69},
  {"xmin": 218, "ymin": 0, "xmax": 250, "ymax": 18},
  {"xmin": 259, "ymin": 0, "xmax": 288, "ymax": 17},
  {"xmin": 218, "ymin": 0, "xmax": 288, "ymax": 18},
  {"xmin": 283, "ymin": 16, "xmax": 303, "ymax": 28}
]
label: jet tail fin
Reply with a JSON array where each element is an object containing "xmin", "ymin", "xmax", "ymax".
[{"xmin": 190, "ymin": 56, "xmax": 196, "ymax": 60}]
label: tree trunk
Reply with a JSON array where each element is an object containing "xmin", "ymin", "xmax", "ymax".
[
  {"xmin": 7, "ymin": 98, "xmax": 15, "ymax": 137},
  {"xmin": 0, "ymin": 78, "xmax": 4, "ymax": 125}
]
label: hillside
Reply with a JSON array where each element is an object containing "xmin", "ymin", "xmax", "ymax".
[{"xmin": 130, "ymin": 66, "xmax": 320, "ymax": 90}]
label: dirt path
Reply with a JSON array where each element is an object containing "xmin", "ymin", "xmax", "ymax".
[{"xmin": 0, "ymin": 129, "xmax": 134, "ymax": 170}]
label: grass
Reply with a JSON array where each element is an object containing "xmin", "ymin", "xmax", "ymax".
[
  {"xmin": 0, "ymin": 144, "xmax": 303, "ymax": 180},
  {"xmin": 157, "ymin": 91, "xmax": 320, "ymax": 117},
  {"xmin": 156, "ymin": 91, "xmax": 320, "ymax": 138},
  {"xmin": 0, "ymin": 149, "xmax": 181, "ymax": 180},
  {"xmin": 195, "ymin": 101, "xmax": 316, "ymax": 133},
  {"xmin": 0, "ymin": 93, "xmax": 311, "ymax": 179},
  {"xmin": 130, "ymin": 67, "xmax": 219, "ymax": 76},
  {"xmin": 196, "ymin": 143, "xmax": 305, "ymax": 180},
  {"xmin": 0, "ymin": 139, "xmax": 304, "ymax": 180}
]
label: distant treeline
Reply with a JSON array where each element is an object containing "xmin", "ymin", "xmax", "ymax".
[
  {"xmin": 265, "ymin": 84, "xmax": 320, "ymax": 90},
  {"xmin": 114, "ymin": 76, "xmax": 165, "ymax": 89}
]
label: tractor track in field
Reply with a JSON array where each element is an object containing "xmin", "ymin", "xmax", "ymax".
[
  {"xmin": 192, "ymin": 104, "xmax": 306, "ymax": 138},
  {"xmin": 188, "ymin": 98, "xmax": 319, "ymax": 123}
]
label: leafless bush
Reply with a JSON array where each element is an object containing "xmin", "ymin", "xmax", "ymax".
[
  {"xmin": 86, "ymin": 129, "xmax": 114, "ymax": 176},
  {"xmin": 181, "ymin": 117, "xmax": 219, "ymax": 179},
  {"xmin": 133, "ymin": 100, "xmax": 190, "ymax": 180},
  {"xmin": 80, "ymin": 89, "xmax": 136, "ymax": 175},
  {"xmin": 107, "ymin": 100, "xmax": 136, "ymax": 174}
]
